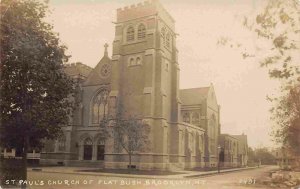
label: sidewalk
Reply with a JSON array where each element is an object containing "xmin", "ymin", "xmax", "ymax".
[
  {"xmin": 184, "ymin": 166, "xmax": 259, "ymax": 178},
  {"xmin": 28, "ymin": 166, "xmax": 260, "ymax": 179}
]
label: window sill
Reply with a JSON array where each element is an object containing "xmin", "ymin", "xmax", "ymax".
[
  {"xmin": 128, "ymin": 64, "xmax": 142, "ymax": 67},
  {"xmin": 123, "ymin": 39, "xmax": 146, "ymax": 45}
]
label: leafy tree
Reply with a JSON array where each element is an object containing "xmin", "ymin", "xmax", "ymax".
[
  {"xmin": 248, "ymin": 147, "xmax": 276, "ymax": 165},
  {"xmin": 0, "ymin": 0, "xmax": 75, "ymax": 187},
  {"xmin": 218, "ymin": 0, "xmax": 300, "ymax": 156},
  {"xmin": 248, "ymin": 0, "xmax": 300, "ymax": 156},
  {"xmin": 271, "ymin": 84, "xmax": 300, "ymax": 155},
  {"xmin": 255, "ymin": 148, "xmax": 276, "ymax": 165},
  {"xmin": 247, "ymin": 147, "xmax": 258, "ymax": 164},
  {"xmin": 219, "ymin": 0, "xmax": 300, "ymax": 81},
  {"xmin": 249, "ymin": 0, "xmax": 300, "ymax": 80}
]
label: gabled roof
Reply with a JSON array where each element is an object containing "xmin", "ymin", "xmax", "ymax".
[
  {"xmin": 231, "ymin": 134, "xmax": 248, "ymax": 145},
  {"xmin": 220, "ymin": 134, "xmax": 238, "ymax": 140},
  {"xmin": 179, "ymin": 87, "xmax": 210, "ymax": 105},
  {"xmin": 64, "ymin": 62, "xmax": 92, "ymax": 80},
  {"xmin": 83, "ymin": 44, "xmax": 111, "ymax": 86},
  {"xmin": 231, "ymin": 134, "xmax": 248, "ymax": 153},
  {"xmin": 231, "ymin": 134, "xmax": 247, "ymax": 141},
  {"xmin": 83, "ymin": 55, "xmax": 111, "ymax": 86}
]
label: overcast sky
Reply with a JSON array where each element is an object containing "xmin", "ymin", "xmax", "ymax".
[{"xmin": 48, "ymin": 0, "xmax": 284, "ymax": 148}]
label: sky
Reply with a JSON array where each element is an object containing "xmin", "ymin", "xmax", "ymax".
[{"xmin": 47, "ymin": 0, "xmax": 284, "ymax": 148}]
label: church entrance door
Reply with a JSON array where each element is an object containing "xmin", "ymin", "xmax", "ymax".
[
  {"xmin": 97, "ymin": 139, "xmax": 105, "ymax": 160},
  {"xmin": 83, "ymin": 138, "xmax": 93, "ymax": 160},
  {"xmin": 83, "ymin": 145, "xmax": 93, "ymax": 160},
  {"xmin": 97, "ymin": 145, "xmax": 105, "ymax": 160},
  {"xmin": 83, "ymin": 145, "xmax": 92, "ymax": 160}
]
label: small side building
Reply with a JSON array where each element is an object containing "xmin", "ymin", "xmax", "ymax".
[
  {"xmin": 180, "ymin": 84, "xmax": 221, "ymax": 168},
  {"xmin": 232, "ymin": 134, "xmax": 248, "ymax": 167},
  {"xmin": 219, "ymin": 134, "xmax": 238, "ymax": 168}
]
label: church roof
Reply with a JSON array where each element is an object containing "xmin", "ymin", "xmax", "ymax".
[
  {"xmin": 231, "ymin": 134, "xmax": 248, "ymax": 145},
  {"xmin": 83, "ymin": 56, "xmax": 111, "ymax": 86},
  {"xmin": 179, "ymin": 87, "xmax": 210, "ymax": 105},
  {"xmin": 231, "ymin": 134, "xmax": 247, "ymax": 141},
  {"xmin": 64, "ymin": 62, "xmax": 92, "ymax": 80},
  {"xmin": 220, "ymin": 134, "xmax": 238, "ymax": 140},
  {"xmin": 231, "ymin": 134, "xmax": 248, "ymax": 153},
  {"xmin": 83, "ymin": 44, "xmax": 111, "ymax": 86}
]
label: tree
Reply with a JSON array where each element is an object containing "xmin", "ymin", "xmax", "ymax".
[
  {"xmin": 247, "ymin": 147, "xmax": 258, "ymax": 164},
  {"xmin": 255, "ymin": 148, "xmax": 276, "ymax": 165},
  {"xmin": 248, "ymin": 147, "xmax": 276, "ymax": 165},
  {"xmin": 218, "ymin": 0, "xmax": 300, "ymax": 156},
  {"xmin": 247, "ymin": 0, "xmax": 300, "ymax": 156},
  {"xmin": 219, "ymin": 0, "xmax": 300, "ymax": 81},
  {"xmin": 250, "ymin": 0, "xmax": 300, "ymax": 81},
  {"xmin": 100, "ymin": 114, "xmax": 151, "ymax": 170},
  {"xmin": 0, "ymin": 0, "xmax": 75, "ymax": 187},
  {"xmin": 271, "ymin": 84, "xmax": 300, "ymax": 155},
  {"xmin": 113, "ymin": 117, "xmax": 151, "ymax": 169}
]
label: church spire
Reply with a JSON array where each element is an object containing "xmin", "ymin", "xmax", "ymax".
[{"xmin": 104, "ymin": 43, "xmax": 109, "ymax": 57}]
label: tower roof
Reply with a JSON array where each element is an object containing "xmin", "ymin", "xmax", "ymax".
[{"xmin": 116, "ymin": 0, "xmax": 174, "ymax": 26}]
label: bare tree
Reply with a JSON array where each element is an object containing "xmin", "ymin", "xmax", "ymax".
[
  {"xmin": 114, "ymin": 117, "xmax": 151, "ymax": 169},
  {"xmin": 99, "ymin": 98, "xmax": 152, "ymax": 169}
]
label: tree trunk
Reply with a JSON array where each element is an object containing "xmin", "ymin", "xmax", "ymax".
[{"xmin": 21, "ymin": 136, "xmax": 29, "ymax": 189}]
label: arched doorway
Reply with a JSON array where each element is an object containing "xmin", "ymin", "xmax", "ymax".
[
  {"xmin": 97, "ymin": 139, "xmax": 105, "ymax": 160},
  {"xmin": 83, "ymin": 138, "xmax": 93, "ymax": 160}
]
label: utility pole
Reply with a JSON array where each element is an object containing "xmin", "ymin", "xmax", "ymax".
[{"xmin": 218, "ymin": 145, "xmax": 221, "ymax": 173}]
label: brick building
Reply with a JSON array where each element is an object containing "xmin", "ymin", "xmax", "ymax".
[{"xmin": 41, "ymin": 0, "xmax": 221, "ymax": 170}]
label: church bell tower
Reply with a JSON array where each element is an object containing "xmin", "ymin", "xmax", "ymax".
[{"xmin": 109, "ymin": 0, "xmax": 181, "ymax": 169}]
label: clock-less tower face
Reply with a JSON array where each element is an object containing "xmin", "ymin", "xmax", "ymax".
[{"xmin": 100, "ymin": 63, "xmax": 111, "ymax": 78}]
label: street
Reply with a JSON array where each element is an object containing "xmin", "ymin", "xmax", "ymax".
[{"xmin": 21, "ymin": 166, "xmax": 277, "ymax": 189}]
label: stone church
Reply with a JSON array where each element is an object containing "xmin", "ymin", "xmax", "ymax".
[{"xmin": 41, "ymin": 0, "xmax": 220, "ymax": 170}]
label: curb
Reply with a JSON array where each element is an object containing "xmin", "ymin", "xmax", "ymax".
[{"xmin": 28, "ymin": 167, "xmax": 261, "ymax": 180}]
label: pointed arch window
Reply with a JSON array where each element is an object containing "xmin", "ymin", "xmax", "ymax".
[
  {"xmin": 129, "ymin": 58, "xmax": 135, "ymax": 66},
  {"xmin": 209, "ymin": 115, "xmax": 216, "ymax": 139},
  {"xmin": 92, "ymin": 90, "xmax": 109, "ymax": 124},
  {"xmin": 183, "ymin": 112, "xmax": 190, "ymax": 123},
  {"xmin": 58, "ymin": 135, "xmax": 66, "ymax": 151},
  {"xmin": 84, "ymin": 138, "xmax": 93, "ymax": 145},
  {"xmin": 136, "ymin": 57, "xmax": 141, "ymax": 65},
  {"xmin": 161, "ymin": 27, "xmax": 166, "ymax": 45},
  {"xmin": 166, "ymin": 33, "xmax": 171, "ymax": 47},
  {"xmin": 189, "ymin": 132, "xmax": 195, "ymax": 153},
  {"xmin": 127, "ymin": 26, "xmax": 135, "ymax": 41},
  {"xmin": 137, "ymin": 24, "xmax": 146, "ymax": 40},
  {"xmin": 192, "ymin": 112, "xmax": 199, "ymax": 125}
]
